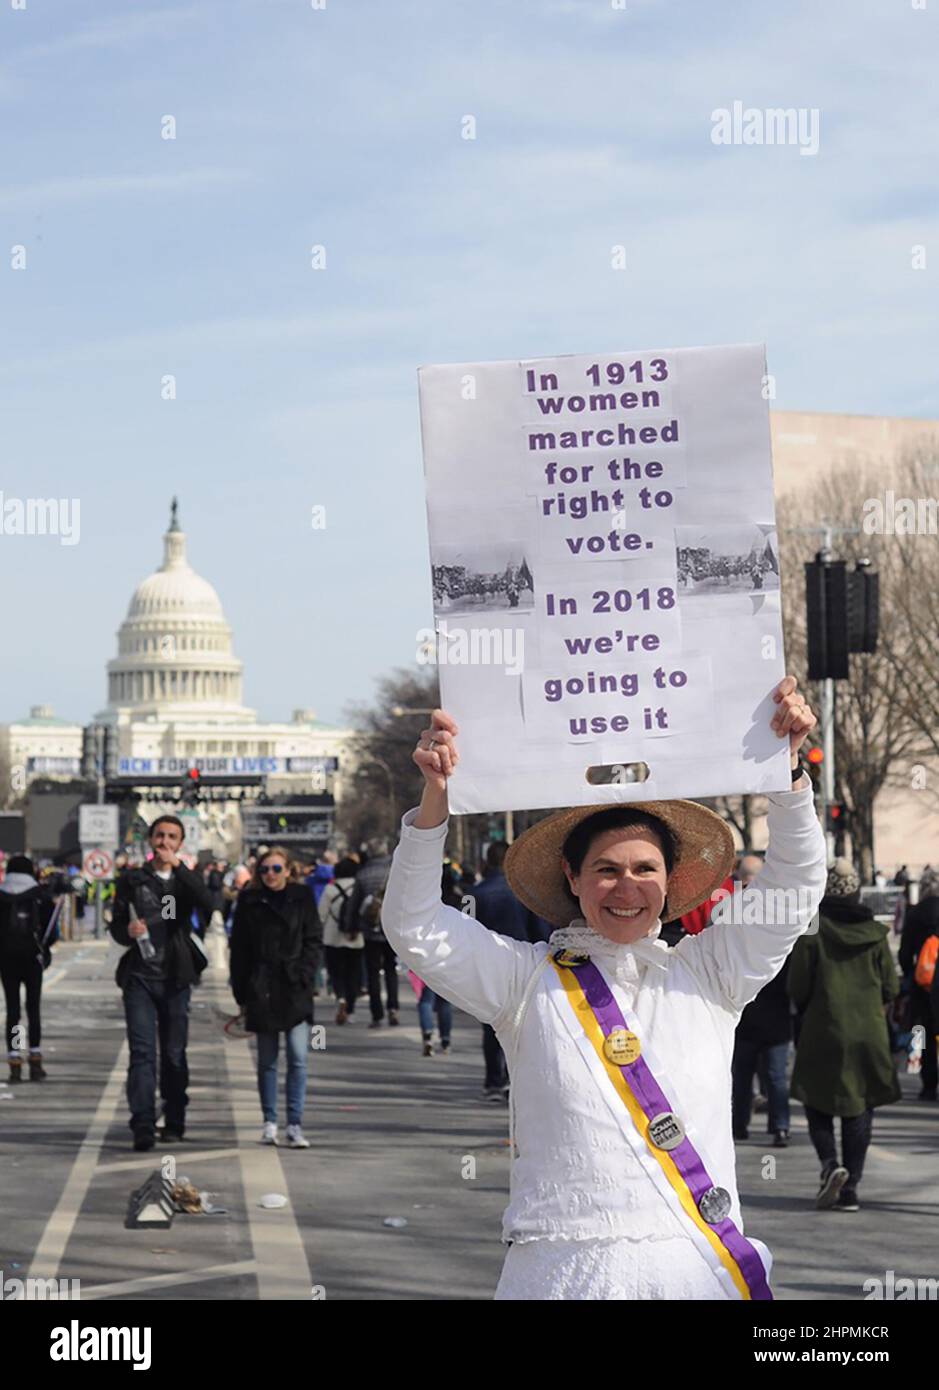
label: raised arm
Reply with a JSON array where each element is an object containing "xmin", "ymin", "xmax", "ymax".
[
  {"xmin": 381, "ymin": 709, "xmax": 541, "ymax": 1028},
  {"xmin": 675, "ymin": 677, "xmax": 828, "ymax": 1012}
]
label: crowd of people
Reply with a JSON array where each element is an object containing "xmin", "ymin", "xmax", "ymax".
[
  {"xmin": 1, "ymin": 813, "xmax": 936, "ymax": 1179},
  {"xmin": 0, "ymin": 822, "xmax": 554, "ymax": 1151},
  {"xmin": 1, "ymin": 677, "xmax": 936, "ymax": 1300}
]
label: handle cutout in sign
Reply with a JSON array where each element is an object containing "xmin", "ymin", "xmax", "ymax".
[{"xmin": 584, "ymin": 762, "xmax": 650, "ymax": 786}]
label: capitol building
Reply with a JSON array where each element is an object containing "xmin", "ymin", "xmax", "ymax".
[{"xmin": 2, "ymin": 502, "xmax": 350, "ymax": 856}]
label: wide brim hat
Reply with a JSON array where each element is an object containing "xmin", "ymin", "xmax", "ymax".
[{"xmin": 504, "ymin": 800, "xmax": 735, "ymax": 927}]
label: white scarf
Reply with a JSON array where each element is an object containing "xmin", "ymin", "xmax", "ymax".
[{"xmin": 548, "ymin": 917, "xmax": 671, "ymax": 986}]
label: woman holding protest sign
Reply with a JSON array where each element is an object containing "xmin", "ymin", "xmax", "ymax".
[{"xmin": 380, "ymin": 676, "xmax": 826, "ymax": 1300}]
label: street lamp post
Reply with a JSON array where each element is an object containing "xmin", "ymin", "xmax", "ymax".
[{"xmin": 354, "ymin": 752, "xmax": 396, "ymax": 841}]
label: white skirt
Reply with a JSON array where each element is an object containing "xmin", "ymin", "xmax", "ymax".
[{"xmin": 495, "ymin": 1234, "xmax": 772, "ymax": 1301}]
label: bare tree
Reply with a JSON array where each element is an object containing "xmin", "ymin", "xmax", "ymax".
[
  {"xmin": 339, "ymin": 665, "xmax": 566, "ymax": 873},
  {"xmin": 340, "ymin": 667, "xmax": 441, "ymax": 853},
  {"xmin": 777, "ymin": 458, "xmax": 932, "ymax": 879},
  {"xmin": 876, "ymin": 447, "xmax": 939, "ymax": 785}
]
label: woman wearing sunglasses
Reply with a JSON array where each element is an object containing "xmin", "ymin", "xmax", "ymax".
[{"xmin": 230, "ymin": 846, "xmax": 322, "ymax": 1147}]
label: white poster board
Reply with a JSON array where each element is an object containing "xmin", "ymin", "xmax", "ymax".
[{"xmin": 418, "ymin": 344, "xmax": 790, "ymax": 814}]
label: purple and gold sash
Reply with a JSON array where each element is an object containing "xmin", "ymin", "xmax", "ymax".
[{"xmin": 552, "ymin": 952, "xmax": 772, "ymax": 1301}]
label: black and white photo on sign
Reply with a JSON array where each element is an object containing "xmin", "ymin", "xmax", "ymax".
[
  {"xmin": 675, "ymin": 523, "xmax": 780, "ymax": 598},
  {"xmin": 431, "ymin": 536, "xmax": 535, "ymax": 614}
]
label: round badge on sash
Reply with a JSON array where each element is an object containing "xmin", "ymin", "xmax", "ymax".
[
  {"xmin": 554, "ymin": 950, "xmax": 589, "ymax": 968},
  {"xmin": 602, "ymin": 1027, "xmax": 641, "ymax": 1066},
  {"xmin": 698, "ymin": 1185, "xmax": 732, "ymax": 1225},
  {"xmin": 646, "ymin": 1111, "xmax": 686, "ymax": 1152}
]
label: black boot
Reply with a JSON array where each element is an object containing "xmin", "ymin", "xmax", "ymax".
[
  {"xmin": 7, "ymin": 1057, "xmax": 22, "ymax": 1085},
  {"xmin": 29, "ymin": 1053, "xmax": 47, "ymax": 1081}
]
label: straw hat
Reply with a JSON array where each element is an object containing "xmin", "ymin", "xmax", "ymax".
[{"xmin": 504, "ymin": 800, "xmax": 735, "ymax": 927}]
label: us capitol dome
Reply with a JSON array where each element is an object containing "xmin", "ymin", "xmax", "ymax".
[
  {"xmin": 106, "ymin": 498, "xmax": 251, "ymax": 719},
  {"xmin": 92, "ymin": 500, "xmax": 348, "ymax": 853}
]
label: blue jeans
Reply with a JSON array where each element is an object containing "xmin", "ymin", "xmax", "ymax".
[
  {"xmin": 418, "ymin": 988, "xmax": 452, "ymax": 1042},
  {"xmin": 256, "ymin": 1022, "xmax": 310, "ymax": 1126},
  {"xmin": 123, "ymin": 974, "xmax": 191, "ymax": 1135},
  {"xmin": 732, "ymin": 1036, "xmax": 790, "ymax": 1133}
]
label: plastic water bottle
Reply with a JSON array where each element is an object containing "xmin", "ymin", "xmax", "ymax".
[
  {"xmin": 137, "ymin": 926, "xmax": 156, "ymax": 961},
  {"xmin": 131, "ymin": 908, "xmax": 156, "ymax": 961}
]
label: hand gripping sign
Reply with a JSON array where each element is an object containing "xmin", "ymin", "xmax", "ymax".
[{"xmin": 417, "ymin": 344, "xmax": 788, "ymax": 814}]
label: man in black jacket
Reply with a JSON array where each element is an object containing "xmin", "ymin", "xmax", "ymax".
[
  {"xmin": 347, "ymin": 845, "xmax": 397, "ymax": 1028},
  {"xmin": 0, "ymin": 855, "xmax": 57, "ymax": 1083},
  {"xmin": 899, "ymin": 866, "xmax": 939, "ymax": 1100},
  {"xmin": 109, "ymin": 815, "xmax": 213, "ymax": 1149},
  {"xmin": 469, "ymin": 842, "xmax": 552, "ymax": 1100}
]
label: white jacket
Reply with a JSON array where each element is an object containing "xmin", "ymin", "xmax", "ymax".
[{"xmin": 382, "ymin": 783, "xmax": 827, "ymax": 1271}]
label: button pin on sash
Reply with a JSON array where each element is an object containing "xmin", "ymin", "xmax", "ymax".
[{"xmin": 602, "ymin": 1027, "xmax": 641, "ymax": 1066}]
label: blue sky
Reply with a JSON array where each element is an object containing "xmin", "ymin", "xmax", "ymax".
[{"xmin": 1, "ymin": 0, "xmax": 936, "ymax": 727}]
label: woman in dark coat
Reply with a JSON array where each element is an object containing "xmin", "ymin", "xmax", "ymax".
[
  {"xmin": 789, "ymin": 858, "xmax": 900, "ymax": 1213},
  {"xmin": 230, "ymin": 846, "xmax": 322, "ymax": 1148},
  {"xmin": 898, "ymin": 866, "xmax": 939, "ymax": 1100}
]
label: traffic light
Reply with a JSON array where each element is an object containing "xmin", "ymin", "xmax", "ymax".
[
  {"xmin": 806, "ymin": 557, "xmax": 849, "ymax": 679},
  {"xmin": 804, "ymin": 746, "xmax": 824, "ymax": 783},
  {"xmin": 825, "ymin": 803, "xmax": 848, "ymax": 835},
  {"xmin": 805, "ymin": 556, "xmax": 880, "ymax": 680},
  {"xmin": 82, "ymin": 725, "xmax": 116, "ymax": 781},
  {"xmin": 182, "ymin": 768, "xmax": 201, "ymax": 806},
  {"xmin": 81, "ymin": 727, "xmax": 97, "ymax": 780},
  {"xmin": 847, "ymin": 560, "xmax": 879, "ymax": 655}
]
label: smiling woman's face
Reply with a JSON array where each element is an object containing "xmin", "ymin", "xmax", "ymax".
[{"xmin": 563, "ymin": 826, "xmax": 669, "ymax": 943}]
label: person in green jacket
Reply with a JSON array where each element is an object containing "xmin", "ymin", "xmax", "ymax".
[{"xmin": 789, "ymin": 858, "xmax": 900, "ymax": 1213}]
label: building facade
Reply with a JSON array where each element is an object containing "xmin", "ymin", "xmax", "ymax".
[{"xmin": 2, "ymin": 502, "xmax": 352, "ymax": 859}]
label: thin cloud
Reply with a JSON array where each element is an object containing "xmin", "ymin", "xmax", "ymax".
[
  {"xmin": 5, "ymin": 6, "xmax": 209, "ymax": 65},
  {"xmin": 0, "ymin": 167, "xmax": 252, "ymax": 210},
  {"xmin": 0, "ymin": 306, "xmax": 422, "ymax": 378}
]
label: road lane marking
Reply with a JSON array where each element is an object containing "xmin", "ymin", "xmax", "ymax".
[
  {"xmin": 81, "ymin": 1259, "xmax": 257, "ymax": 1300},
  {"xmin": 207, "ymin": 973, "xmax": 313, "ymax": 1301},
  {"xmin": 27, "ymin": 1040, "xmax": 128, "ymax": 1282},
  {"xmin": 867, "ymin": 1143, "xmax": 902, "ymax": 1163},
  {"xmin": 95, "ymin": 1146, "xmax": 242, "ymax": 1175}
]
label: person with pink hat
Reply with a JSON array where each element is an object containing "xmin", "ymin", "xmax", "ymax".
[{"xmin": 380, "ymin": 676, "xmax": 827, "ymax": 1300}]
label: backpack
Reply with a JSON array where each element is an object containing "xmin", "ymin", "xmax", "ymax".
[
  {"xmin": 3, "ymin": 894, "xmax": 55, "ymax": 966},
  {"xmin": 333, "ymin": 882, "xmax": 358, "ymax": 938},
  {"xmin": 914, "ymin": 934, "xmax": 939, "ymax": 989},
  {"xmin": 6, "ymin": 897, "xmax": 41, "ymax": 950},
  {"xmin": 359, "ymin": 889, "xmax": 385, "ymax": 934}
]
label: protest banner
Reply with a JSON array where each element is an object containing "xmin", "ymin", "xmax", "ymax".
[{"xmin": 418, "ymin": 344, "xmax": 789, "ymax": 814}]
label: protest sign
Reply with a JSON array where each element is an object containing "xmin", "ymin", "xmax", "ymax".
[{"xmin": 418, "ymin": 344, "xmax": 789, "ymax": 814}]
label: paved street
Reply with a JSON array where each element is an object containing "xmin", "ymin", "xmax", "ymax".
[{"xmin": 2, "ymin": 936, "xmax": 937, "ymax": 1302}]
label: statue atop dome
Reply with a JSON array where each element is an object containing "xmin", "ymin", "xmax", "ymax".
[{"xmin": 169, "ymin": 496, "xmax": 180, "ymax": 533}]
